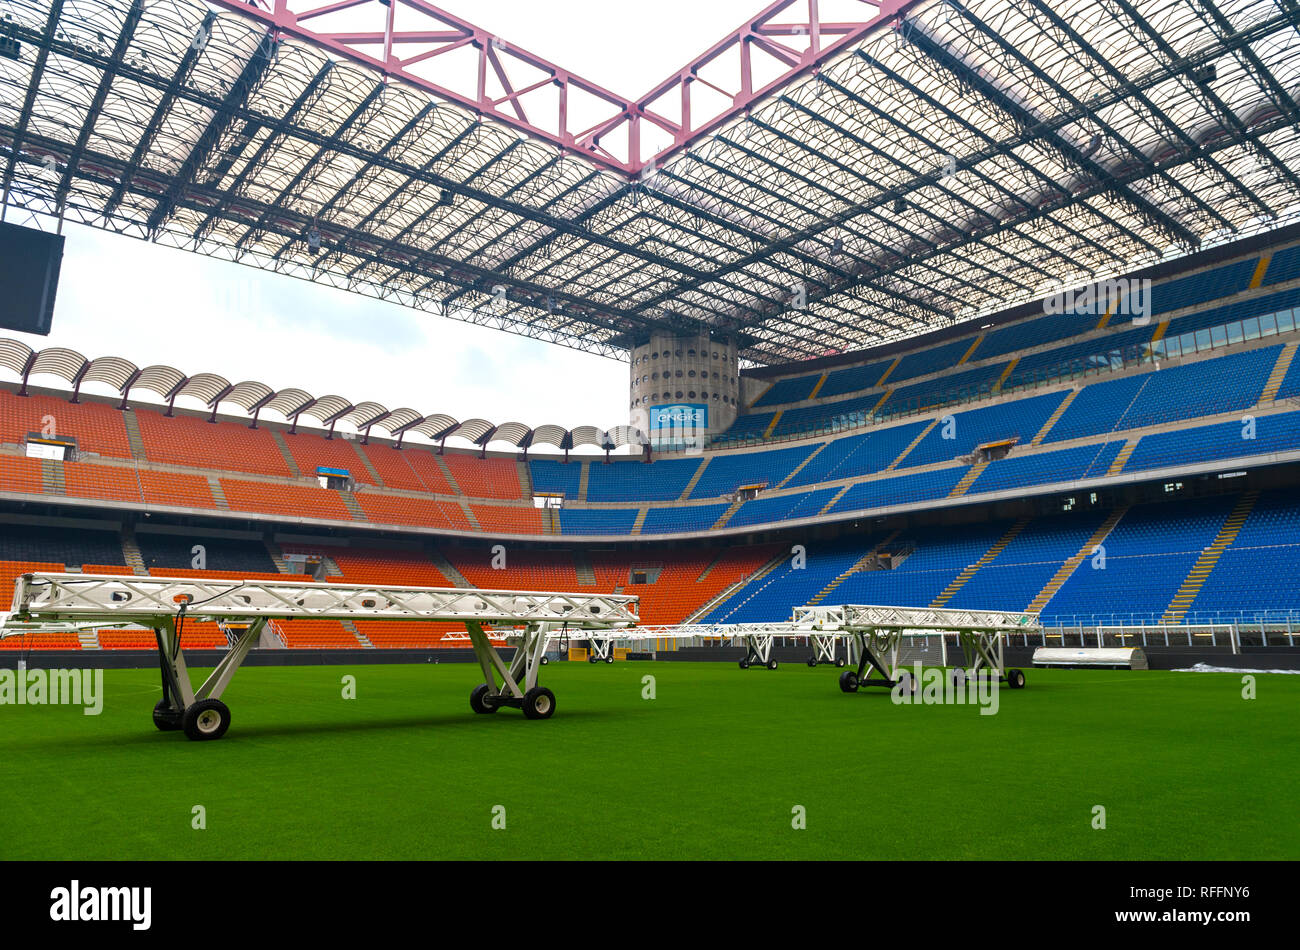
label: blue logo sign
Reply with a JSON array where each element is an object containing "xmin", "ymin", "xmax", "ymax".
[{"xmin": 650, "ymin": 404, "xmax": 708, "ymax": 430}]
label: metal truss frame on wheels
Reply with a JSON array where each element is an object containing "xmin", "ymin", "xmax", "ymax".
[
  {"xmin": 7, "ymin": 573, "xmax": 637, "ymax": 738},
  {"xmin": 793, "ymin": 604, "xmax": 1038, "ymax": 692}
]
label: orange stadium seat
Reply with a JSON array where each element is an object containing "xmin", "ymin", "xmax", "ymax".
[
  {"xmin": 274, "ymin": 619, "xmax": 360, "ymax": 649},
  {"xmin": 147, "ymin": 568, "xmax": 315, "ymax": 582},
  {"xmin": 0, "ymin": 456, "xmax": 44, "ymax": 495},
  {"xmin": 62, "ymin": 461, "xmax": 143, "ymax": 503},
  {"xmin": 138, "ymin": 470, "xmax": 218, "ymax": 509},
  {"xmin": 470, "ymin": 505, "xmax": 543, "ymax": 535},
  {"xmin": 0, "ymin": 561, "xmax": 64, "ymax": 610},
  {"xmin": 355, "ymin": 492, "xmax": 472, "ymax": 531},
  {"xmin": 0, "ymin": 390, "xmax": 133, "ymax": 459},
  {"xmin": 444, "ymin": 547, "xmax": 581, "ymax": 591},
  {"xmin": 97, "ymin": 629, "xmax": 159, "ymax": 650},
  {"xmin": 133, "ymin": 408, "xmax": 294, "ymax": 478},
  {"xmin": 281, "ymin": 431, "xmax": 377, "ymax": 486},
  {"xmin": 306, "ymin": 547, "xmax": 450, "ymax": 587},
  {"xmin": 352, "ymin": 620, "xmax": 463, "ymax": 648},
  {"xmin": 359, "ymin": 443, "xmax": 454, "ymax": 493},
  {"xmin": 443, "ymin": 454, "xmax": 522, "ymax": 500},
  {"xmin": 79, "ymin": 564, "xmax": 135, "ymax": 575},
  {"xmin": 219, "ymin": 479, "xmax": 354, "ymax": 521},
  {"xmin": 0, "ymin": 633, "xmax": 81, "ymax": 650}
]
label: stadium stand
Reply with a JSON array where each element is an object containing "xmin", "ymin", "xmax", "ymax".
[
  {"xmin": 0, "ymin": 523, "xmax": 124, "ymax": 566},
  {"xmin": 529, "ymin": 459, "xmax": 583, "ymax": 498},
  {"xmin": 585, "ymin": 455, "xmax": 701, "ymax": 502},
  {"xmin": 0, "ymin": 456, "xmax": 44, "ymax": 494},
  {"xmin": 134, "ymin": 408, "xmax": 294, "ymax": 478},
  {"xmin": 557, "ymin": 508, "xmax": 640, "ymax": 535},
  {"xmin": 752, "ymin": 373, "xmax": 822, "ymax": 407},
  {"xmin": 689, "ymin": 444, "xmax": 818, "ymax": 498},
  {"xmin": 136, "ymin": 532, "xmax": 278, "ymax": 574},
  {"xmin": 1044, "ymin": 496, "xmax": 1238, "ymax": 624},
  {"xmin": 359, "ymin": 445, "xmax": 456, "ymax": 494},
  {"xmin": 0, "ymin": 390, "xmax": 133, "ymax": 459},
  {"xmin": 640, "ymin": 503, "xmax": 732, "ymax": 534},
  {"xmin": 354, "ymin": 492, "xmax": 472, "ymax": 531},
  {"xmin": 442, "ymin": 454, "xmax": 521, "ymax": 500},
  {"xmin": 219, "ymin": 478, "xmax": 355, "ymax": 521},
  {"xmin": 885, "ymin": 392, "xmax": 1069, "ymax": 468},
  {"xmin": 281, "ymin": 432, "xmax": 375, "ymax": 485}
]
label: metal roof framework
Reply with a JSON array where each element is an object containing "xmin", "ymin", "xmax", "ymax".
[
  {"xmin": 1, "ymin": 0, "xmax": 1300, "ymax": 367},
  {"xmin": 0, "ymin": 335, "xmax": 647, "ymax": 451}
]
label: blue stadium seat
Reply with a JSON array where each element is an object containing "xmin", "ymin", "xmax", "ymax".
[
  {"xmin": 968, "ymin": 441, "xmax": 1125, "ymax": 494},
  {"xmin": 640, "ymin": 503, "xmax": 732, "ymax": 534},
  {"xmin": 690, "ymin": 444, "xmax": 818, "ymax": 498},
  {"xmin": 557, "ymin": 508, "xmax": 640, "ymax": 535},
  {"xmin": 828, "ymin": 466, "xmax": 969, "ymax": 513},
  {"xmin": 528, "ymin": 459, "xmax": 582, "ymax": 498},
  {"xmin": 902, "ymin": 391, "xmax": 1067, "ymax": 467},
  {"xmin": 586, "ymin": 456, "xmax": 703, "ymax": 502}
]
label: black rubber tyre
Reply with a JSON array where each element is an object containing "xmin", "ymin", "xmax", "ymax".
[
  {"xmin": 522, "ymin": 686, "xmax": 556, "ymax": 720},
  {"xmin": 835, "ymin": 658, "xmax": 847, "ymax": 668},
  {"xmin": 181, "ymin": 698, "xmax": 230, "ymax": 741},
  {"xmin": 766, "ymin": 658, "xmax": 779, "ymax": 670},
  {"xmin": 604, "ymin": 656, "xmax": 614, "ymax": 664},
  {"xmin": 807, "ymin": 657, "xmax": 817, "ymax": 667},
  {"xmin": 470, "ymin": 683, "xmax": 499, "ymax": 714},
  {"xmin": 738, "ymin": 658, "xmax": 750, "ymax": 670},
  {"xmin": 152, "ymin": 699, "xmax": 181, "ymax": 731},
  {"xmin": 587, "ymin": 655, "xmax": 598, "ymax": 664},
  {"xmin": 1007, "ymin": 668, "xmax": 1026, "ymax": 689},
  {"xmin": 839, "ymin": 670, "xmax": 859, "ymax": 693},
  {"xmin": 540, "ymin": 656, "xmax": 550, "ymax": 666}
]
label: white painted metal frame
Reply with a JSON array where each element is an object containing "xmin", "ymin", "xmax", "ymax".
[
  {"xmin": 9, "ymin": 573, "xmax": 637, "ymax": 728},
  {"xmin": 795, "ymin": 604, "xmax": 1040, "ymax": 687}
]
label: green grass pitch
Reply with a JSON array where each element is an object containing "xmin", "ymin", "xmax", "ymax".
[{"xmin": 1, "ymin": 662, "xmax": 1296, "ymax": 860}]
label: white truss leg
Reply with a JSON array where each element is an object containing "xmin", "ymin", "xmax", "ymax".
[
  {"xmin": 739, "ymin": 633, "xmax": 778, "ymax": 670},
  {"xmin": 467, "ymin": 622, "xmax": 558, "ymax": 719},
  {"xmin": 806, "ymin": 633, "xmax": 844, "ymax": 667},
  {"xmin": 587, "ymin": 637, "xmax": 614, "ymax": 663}
]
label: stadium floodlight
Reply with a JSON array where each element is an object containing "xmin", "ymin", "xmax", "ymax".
[{"xmin": 7, "ymin": 573, "xmax": 638, "ymax": 740}]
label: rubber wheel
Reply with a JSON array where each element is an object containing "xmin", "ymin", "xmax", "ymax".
[
  {"xmin": 604, "ymin": 656, "xmax": 614, "ymax": 664},
  {"xmin": 835, "ymin": 658, "xmax": 847, "ymax": 668},
  {"xmin": 738, "ymin": 658, "xmax": 750, "ymax": 670},
  {"xmin": 1007, "ymin": 668, "xmax": 1026, "ymax": 689},
  {"xmin": 181, "ymin": 698, "xmax": 230, "ymax": 741},
  {"xmin": 152, "ymin": 699, "xmax": 181, "ymax": 731},
  {"xmin": 766, "ymin": 658, "xmax": 779, "ymax": 670},
  {"xmin": 839, "ymin": 671, "xmax": 859, "ymax": 693},
  {"xmin": 540, "ymin": 656, "xmax": 549, "ymax": 666},
  {"xmin": 807, "ymin": 657, "xmax": 817, "ymax": 667},
  {"xmin": 588, "ymin": 655, "xmax": 597, "ymax": 664},
  {"xmin": 470, "ymin": 683, "xmax": 499, "ymax": 714},
  {"xmin": 522, "ymin": 686, "xmax": 556, "ymax": 720}
]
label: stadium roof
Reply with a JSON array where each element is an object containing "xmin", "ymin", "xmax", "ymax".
[
  {"xmin": 0, "ymin": 335, "xmax": 648, "ymax": 451},
  {"xmin": 2, "ymin": 0, "xmax": 1300, "ymax": 365}
]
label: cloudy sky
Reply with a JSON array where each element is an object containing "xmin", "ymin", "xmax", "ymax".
[{"xmin": 9, "ymin": 0, "xmax": 768, "ymax": 434}]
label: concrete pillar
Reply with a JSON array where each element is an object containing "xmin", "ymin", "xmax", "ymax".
[{"xmin": 628, "ymin": 330, "xmax": 740, "ymax": 450}]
